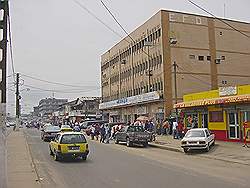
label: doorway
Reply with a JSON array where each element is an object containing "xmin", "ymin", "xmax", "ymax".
[
  {"xmin": 228, "ymin": 112, "xmax": 240, "ymax": 139},
  {"xmin": 201, "ymin": 114, "xmax": 208, "ymax": 128}
]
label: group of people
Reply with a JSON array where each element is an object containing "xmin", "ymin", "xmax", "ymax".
[
  {"xmin": 88, "ymin": 123, "xmax": 125, "ymax": 144},
  {"xmin": 155, "ymin": 117, "xmax": 186, "ymax": 139}
]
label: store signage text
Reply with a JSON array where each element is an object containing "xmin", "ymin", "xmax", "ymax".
[
  {"xmin": 169, "ymin": 13, "xmax": 202, "ymax": 25},
  {"xmin": 99, "ymin": 91, "xmax": 160, "ymax": 110}
]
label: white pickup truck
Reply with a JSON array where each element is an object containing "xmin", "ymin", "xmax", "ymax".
[{"xmin": 181, "ymin": 128, "xmax": 215, "ymax": 153}]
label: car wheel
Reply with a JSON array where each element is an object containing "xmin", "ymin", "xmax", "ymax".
[
  {"xmin": 143, "ymin": 142, "xmax": 148, "ymax": 147},
  {"xmin": 126, "ymin": 138, "xmax": 132, "ymax": 147},
  {"xmin": 211, "ymin": 140, "xmax": 215, "ymax": 146},
  {"xmin": 206, "ymin": 144, "xmax": 210, "ymax": 152},
  {"xmin": 82, "ymin": 155, "xmax": 87, "ymax": 161},
  {"xmin": 115, "ymin": 137, "xmax": 119, "ymax": 144},
  {"xmin": 183, "ymin": 148, "xmax": 189, "ymax": 153},
  {"xmin": 53, "ymin": 151, "xmax": 60, "ymax": 161}
]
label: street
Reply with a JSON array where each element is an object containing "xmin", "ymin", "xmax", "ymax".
[{"xmin": 24, "ymin": 128, "xmax": 250, "ymax": 188}]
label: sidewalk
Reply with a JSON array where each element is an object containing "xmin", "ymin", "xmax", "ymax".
[
  {"xmin": 149, "ymin": 135, "xmax": 250, "ymax": 166},
  {"xmin": 7, "ymin": 130, "xmax": 41, "ymax": 188}
]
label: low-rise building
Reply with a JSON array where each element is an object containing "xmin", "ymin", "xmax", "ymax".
[{"xmin": 175, "ymin": 85, "xmax": 250, "ymax": 142}]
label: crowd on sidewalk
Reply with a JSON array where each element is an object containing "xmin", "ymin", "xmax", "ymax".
[{"xmin": 86, "ymin": 119, "xmax": 156, "ymax": 143}]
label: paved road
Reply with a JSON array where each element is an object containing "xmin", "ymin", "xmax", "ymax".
[{"xmin": 24, "ymin": 128, "xmax": 250, "ymax": 188}]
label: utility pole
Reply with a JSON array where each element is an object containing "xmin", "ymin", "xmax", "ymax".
[
  {"xmin": 145, "ymin": 43, "xmax": 153, "ymax": 92},
  {"xmin": 173, "ymin": 61, "xmax": 178, "ymax": 122},
  {"xmin": 15, "ymin": 73, "xmax": 20, "ymax": 131}
]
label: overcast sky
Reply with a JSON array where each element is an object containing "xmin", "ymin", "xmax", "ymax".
[{"xmin": 6, "ymin": 0, "xmax": 250, "ymax": 115}]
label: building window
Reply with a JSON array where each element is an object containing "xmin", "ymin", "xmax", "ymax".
[
  {"xmin": 198, "ymin": 56, "xmax": 204, "ymax": 61},
  {"xmin": 207, "ymin": 56, "xmax": 211, "ymax": 61},
  {"xmin": 189, "ymin": 55, "xmax": 195, "ymax": 59},
  {"xmin": 209, "ymin": 111, "xmax": 224, "ymax": 122}
]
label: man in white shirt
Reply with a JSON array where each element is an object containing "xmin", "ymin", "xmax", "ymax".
[{"xmin": 172, "ymin": 121, "xmax": 178, "ymax": 139}]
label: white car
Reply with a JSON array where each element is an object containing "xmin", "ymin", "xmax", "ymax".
[{"xmin": 181, "ymin": 128, "xmax": 215, "ymax": 153}]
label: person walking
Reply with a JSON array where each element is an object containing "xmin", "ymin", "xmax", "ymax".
[
  {"xmin": 100, "ymin": 124, "xmax": 106, "ymax": 143},
  {"xmin": 90, "ymin": 126, "xmax": 95, "ymax": 140},
  {"xmin": 172, "ymin": 119, "xmax": 178, "ymax": 139},
  {"xmin": 104, "ymin": 124, "xmax": 111, "ymax": 144}
]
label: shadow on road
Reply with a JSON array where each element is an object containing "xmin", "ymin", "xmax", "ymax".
[{"xmin": 185, "ymin": 144, "xmax": 219, "ymax": 155}]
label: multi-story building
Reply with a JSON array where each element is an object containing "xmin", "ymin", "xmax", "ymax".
[
  {"xmin": 100, "ymin": 10, "xmax": 250, "ymax": 123},
  {"xmin": 33, "ymin": 106, "xmax": 39, "ymax": 117},
  {"xmin": 37, "ymin": 98, "xmax": 68, "ymax": 117},
  {"xmin": 53, "ymin": 97, "xmax": 101, "ymax": 124}
]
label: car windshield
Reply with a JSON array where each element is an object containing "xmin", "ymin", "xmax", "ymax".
[
  {"xmin": 60, "ymin": 134, "xmax": 87, "ymax": 144},
  {"xmin": 185, "ymin": 130, "xmax": 205, "ymax": 138},
  {"xmin": 127, "ymin": 126, "xmax": 144, "ymax": 132},
  {"xmin": 45, "ymin": 126, "xmax": 60, "ymax": 132}
]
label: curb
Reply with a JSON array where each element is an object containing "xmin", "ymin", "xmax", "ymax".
[
  {"xmin": 23, "ymin": 131, "xmax": 42, "ymax": 186},
  {"xmin": 200, "ymin": 154, "xmax": 250, "ymax": 166},
  {"xmin": 149, "ymin": 142, "xmax": 250, "ymax": 166},
  {"xmin": 149, "ymin": 143, "xmax": 183, "ymax": 153}
]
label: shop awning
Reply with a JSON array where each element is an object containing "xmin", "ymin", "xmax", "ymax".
[{"xmin": 174, "ymin": 94, "xmax": 250, "ymax": 109}]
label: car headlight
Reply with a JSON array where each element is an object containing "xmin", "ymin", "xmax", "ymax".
[
  {"xmin": 199, "ymin": 141, "xmax": 206, "ymax": 144},
  {"xmin": 181, "ymin": 141, "xmax": 187, "ymax": 145}
]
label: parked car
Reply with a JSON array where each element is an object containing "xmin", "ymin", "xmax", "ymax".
[
  {"xmin": 60, "ymin": 125, "xmax": 73, "ymax": 132},
  {"xmin": 115, "ymin": 125, "xmax": 151, "ymax": 147},
  {"xmin": 181, "ymin": 128, "xmax": 215, "ymax": 153},
  {"xmin": 41, "ymin": 126, "xmax": 61, "ymax": 141},
  {"xmin": 9, "ymin": 122, "xmax": 15, "ymax": 127},
  {"xmin": 49, "ymin": 132, "xmax": 89, "ymax": 161},
  {"xmin": 80, "ymin": 120, "xmax": 108, "ymax": 129}
]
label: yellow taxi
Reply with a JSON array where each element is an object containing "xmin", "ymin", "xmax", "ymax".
[
  {"xmin": 49, "ymin": 132, "xmax": 89, "ymax": 161},
  {"xmin": 60, "ymin": 125, "xmax": 73, "ymax": 132}
]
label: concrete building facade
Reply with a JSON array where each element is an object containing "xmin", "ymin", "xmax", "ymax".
[
  {"xmin": 37, "ymin": 98, "xmax": 68, "ymax": 117},
  {"xmin": 100, "ymin": 10, "xmax": 250, "ymax": 123}
]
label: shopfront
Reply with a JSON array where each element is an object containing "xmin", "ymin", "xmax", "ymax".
[
  {"xmin": 175, "ymin": 85, "xmax": 250, "ymax": 142},
  {"xmin": 99, "ymin": 91, "xmax": 162, "ymax": 123}
]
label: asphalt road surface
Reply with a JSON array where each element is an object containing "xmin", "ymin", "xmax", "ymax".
[{"xmin": 24, "ymin": 128, "xmax": 250, "ymax": 188}]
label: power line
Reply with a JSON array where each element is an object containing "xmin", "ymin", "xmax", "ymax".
[
  {"xmin": 23, "ymin": 84, "xmax": 101, "ymax": 94},
  {"xmin": 72, "ymin": 0, "xmax": 124, "ymax": 39},
  {"xmin": 73, "ymin": 0, "xmax": 153, "ymax": 60},
  {"xmin": 20, "ymin": 73, "xmax": 99, "ymax": 88},
  {"xmin": 187, "ymin": 0, "xmax": 250, "ymax": 39},
  {"xmin": 177, "ymin": 65, "xmax": 211, "ymax": 86},
  {"xmin": 100, "ymin": 0, "xmax": 135, "ymax": 43}
]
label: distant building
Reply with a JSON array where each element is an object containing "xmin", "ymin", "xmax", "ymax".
[
  {"xmin": 53, "ymin": 97, "xmax": 101, "ymax": 124},
  {"xmin": 33, "ymin": 106, "xmax": 39, "ymax": 117},
  {"xmin": 100, "ymin": 9, "xmax": 250, "ymax": 123},
  {"xmin": 37, "ymin": 98, "xmax": 68, "ymax": 117}
]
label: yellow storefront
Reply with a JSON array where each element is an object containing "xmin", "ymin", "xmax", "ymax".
[{"xmin": 175, "ymin": 85, "xmax": 250, "ymax": 142}]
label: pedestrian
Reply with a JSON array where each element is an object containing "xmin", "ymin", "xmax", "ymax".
[
  {"xmin": 162, "ymin": 119, "xmax": 170, "ymax": 135},
  {"xmin": 105, "ymin": 124, "xmax": 111, "ymax": 144},
  {"xmin": 100, "ymin": 124, "xmax": 106, "ymax": 143},
  {"xmin": 177, "ymin": 120, "xmax": 184, "ymax": 139},
  {"xmin": 172, "ymin": 119, "xmax": 178, "ymax": 139},
  {"xmin": 90, "ymin": 126, "xmax": 95, "ymax": 140},
  {"xmin": 95, "ymin": 123, "xmax": 100, "ymax": 141},
  {"xmin": 110, "ymin": 125, "xmax": 116, "ymax": 140},
  {"xmin": 156, "ymin": 120, "xmax": 161, "ymax": 135},
  {"xmin": 73, "ymin": 124, "xmax": 81, "ymax": 132}
]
